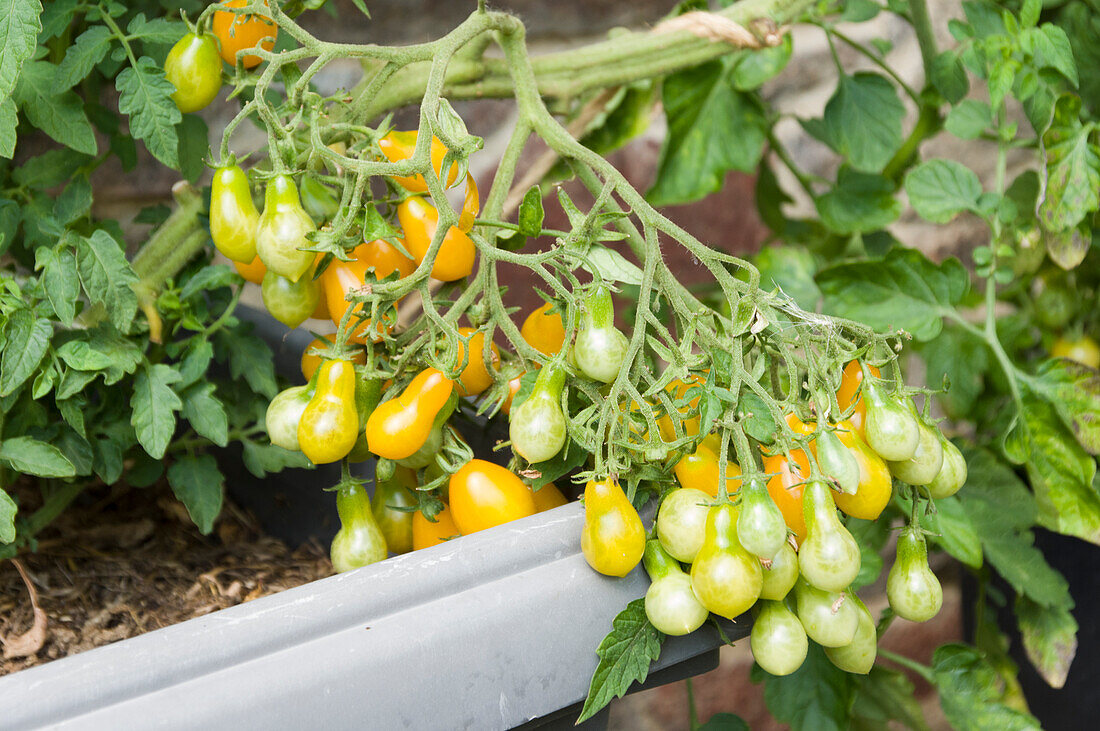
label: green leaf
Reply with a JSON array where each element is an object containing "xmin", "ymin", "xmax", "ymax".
[
  {"xmin": 167, "ymin": 454, "xmax": 224, "ymax": 535},
  {"xmin": 55, "ymin": 25, "xmax": 112, "ymax": 90},
  {"xmin": 0, "ymin": 97, "xmax": 16, "ymax": 159},
  {"xmin": 905, "ymin": 159, "xmax": 983, "ymax": 223},
  {"xmin": 38, "ymin": 0, "xmax": 76, "ymax": 41},
  {"xmin": 181, "ymin": 383, "xmax": 228, "ymax": 447},
  {"xmin": 737, "ymin": 389, "xmax": 777, "ymax": 444},
  {"xmin": 0, "ymin": 436, "xmax": 76, "ymax": 478},
  {"xmin": 1039, "ymin": 94, "xmax": 1100, "ymax": 232},
  {"xmin": 924, "ymin": 495, "xmax": 983, "ymax": 569},
  {"xmin": 177, "ymin": 339, "xmax": 214, "ymax": 388},
  {"xmin": 0, "ymin": 309, "xmax": 51, "ymax": 396},
  {"xmin": 816, "ymin": 248, "xmax": 970, "ymax": 341},
  {"xmin": 647, "ymin": 61, "xmax": 767, "ymax": 206},
  {"xmin": 755, "ymin": 643, "xmax": 854, "ymax": 731},
  {"xmin": 75, "ymin": 230, "xmax": 139, "ymax": 332},
  {"xmin": 577, "ymin": 599, "xmax": 663, "ymax": 723},
  {"xmin": 12, "ymin": 148, "xmax": 90, "ymax": 189},
  {"xmin": 34, "ymin": 245, "xmax": 80, "ymax": 324},
  {"xmin": 1029, "ymin": 358, "xmax": 1100, "ymax": 454},
  {"xmin": 130, "ymin": 363, "xmax": 182, "ymax": 459},
  {"xmin": 945, "ymin": 99, "xmax": 992, "ymax": 140},
  {"xmin": 932, "ymin": 644, "xmax": 1041, "ymax": 730},
  {"xmin": 116, "ymin": 55, "xmax": 181, "ymax": 168},
  {"xmin": 916, "ymin": 324, "xmax": 989, "ymax": 418},
  {"xmin": 840, "ymin": 0, "xmax": 881, "ymax": 22},
  {"xmin": 1032, "ymin": 24, "xmax": 1079, "ymax": 88},
  {"xmin": 958, "ymin": 449, "xmax": 1075, "ymax": 607},
  {"xmin": 1044, "ymin": 226, "xmax": 1088, "ymax": 270},
  {"xmin": 1015, "ymin": 595, "xmax": 1077, "ymax": 689},
  {"xmin": 518, "ymin": 186, "xmax": 544, "ymax": 237},
  {"xmin": 54, "ymin": 176, "xmax": 93, "ymax": 224},
  {"xmin": 0, "ymin": 487, "xmax": 15, "ymax": 543},
  {"xmin": 585, "ymin": 245, "xmax": 643, "ymax": 286},
  {"xmin": 126, "ymin": 14, "xmax": 184, "ymax": 45},
  {"xmin": 55, "ymin": 339, "xmax": 116, "ymax": 371},
  {"xmin": 850, "ymin": 666, "xmax": 928, "ymax": 731},
  {"xmin": 930, "ymin": 49, "xmax": 969, "ymax": 104},
  {"xmin": 0, "ymin": 0, "xmax": 42, "ymax": 103},
  {"xmin": 1006, "ymin": 388, "xmax": 1100, "ymax": 545},
  {"xmin": 92, "ymin": 437, "xmax": 124, "ymax": 484},
  {"xmin": 179, "ymin": 263, "xmax": 238, "ymax": 301},
  {"xmin": 176, "ymin": 113, "xmax": 209, "ymax": 183},
  {"xmin": 241, "ymin": 440, "xmax": 312, "ymax": 478},
  {"xmin": 217, "ymin": 329, "xmax": 277, "ymax": 398},
  {"xmin": 62, "ymin": 325, "xmax": 143, "ymax": 385},
  {"xmin": 731, "ymin": 34, "xmax": 792, "ymax": 90},
  {"xmin": 819, "ymin": 72, "xmax": 905, "ymax": 172},
  {"xmin": 13, "ymin": 60, "xmax": 97, "ymax": 155},
  {"xmin": 754, "ymin": 244, "xmax": 820, "ymax": 310},
  {"xmin": 815, "ymin": 166, "xmax": 901, "ymax": 234},
  {"xmin": 698, "ymin": 712, "xmax": 749, "ymax": 731}
]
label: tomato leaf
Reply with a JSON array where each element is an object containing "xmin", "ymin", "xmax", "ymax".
[
  {"xmin": 923, "ymin": 495, "xmax": 983, "ymax": 569},
  {"xmin": 850, "ymin": 666, "xmax": 929, "ymax": 731},
  {"xmin": 181, "ymin": 383, "xmax": 229, "ymax": 447},
  {"xmin": 0, "ymin": 436, "xmax": 76, "ymax": 478},
  {"xmin": 698, "ymin": 712, "xmax": 749, "ymax": 731},
  {"xmin": 75, "ymin": 230, "xmax": 139, "ymax": 332},
  {"xmin": 585, "ymin": 244, "xmax": 643, "ymax": 286},
  {"xmin": 817, "ymin": 72, "xmax": 904, "ymax": 172},
  {"xmin": 816, "ymin": 248, "xmax": 970, "ymax": 341},
  {"xmin": 13, "ymin": 61, "xmax": 97, "ymax": 155},
  {"xmin": 0, "ymin": 97, "xmax": 16, "ymax": 159},
  {"xmin": 1004, "ymin": 388, "xmax": 1100, "ymax": 545},
  {"xmin": 945, "ymin": 99, "xmax": 992, "ymax": 140},
  {"xmin": 55, "ymin": 26, "xmax": 113, "ymax": 91},
  {"xmin": 216, "ymin": 328, "xmax": 278, "ymax": 398},
  {"xmin": 0, "ymin": 487, "xmax": 16, "ymax": 544},
  {"xmin": 0, "ymin": 0, "xmax": 43, "ymax": 103},
  {"xmin": 577, "ymin": 598, "xmax": 664, "ymax": 724},
  {"xmin": 0, "ymin": 310, "xmax": 52, "ymax": 397},
  {"xmin": 754, "ymin": 245, "xmax": 820, "ymax": 311},
  {"xmin": 815, "ymin": 166, "xmax": 901, "ymax": 234},
  {"xmin": 1015, "ymin": 595, "xmax": 1078, "ymax": 689},
  {"xmin": 847, "ymin": 516, "xmax": 890, "ymax": 588},
  {"xmin": 753, "ymin": 643, "xmax": 854, "ymax": 731},
  {"xmin": 916, "ymin": 324, "xmax": 989, "ymax": 418},
  {"xmin": 167, "ymin": 454, "xmax": 224, "ymax": 535},
  {"xmin": 1027, "ymin": 358, "xmax": 1100, "ymax": 454},
  {"xmin": 130, "ymin": 363, "xmax": 183, "ymax": 459},
  {"xmin": 1039, "ymin": 94, "xmax": 1100, "ymax": 232},
  {"xmin": 647, "ymin": 61, "xmax": 767, "ymax": 207},
  {"xmin": 241, "ymin": 440, "xmax": 312, "ymax": 478},
  {"xmin": 932, "ymin": 644, "xmax": 1042, "ymax": 730},
  {"xmin": 905, "ymin": 159, "xmax": 983, "ymax": 224},
  {"xmin": 517, "ymin": 186, "xmax": 544, "ymax": 237},
  {"xmin": 116, "ymin": 55, "xmax": 182, "ymax": 169}
]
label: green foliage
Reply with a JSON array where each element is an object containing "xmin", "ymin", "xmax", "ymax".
[{"xmin": 577, "ymin": 599, "xmax": 664, "ymax": 723}]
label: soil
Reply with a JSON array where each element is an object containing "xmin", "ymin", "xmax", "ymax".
[{"xmin": 0, "ymin": 483, "xmax": 332, "ymax": 677}]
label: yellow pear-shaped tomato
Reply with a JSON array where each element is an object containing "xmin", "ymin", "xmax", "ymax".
[
  {"xmin": 297, "ymin": 359, "xmax": 359, "ymax": 464},
  {"xmin": 449, "ymin": 459, "xmax": 536, "ymax": 534},
  {"xmin": 833, "ymin": 421, "xmax": 893, "ymax": 520},
  {"xmin": 378, "ymin": 130, "xmax": 459, "ymax": 192},
  {"xmin": 397, "ymin": 195, "xmax": 476, "ymax": 282},
  {"xmin": 454, "ymin": 327, "xmax": 500, "ymax": 396},
  {"xmin": 365, "ymin": 368, "xmax": 454, "ymax": 460},
  {"xmin": 210, "ymin": 165, "xmax": 260, "ymax": 263},
  {"xmin": 521, "ymin": 302, "xmax": 566, "ymax": 356},
  {"xmin": 689, "ymin": 503, "xmax": 762, "ymax": 619},
  {"xmin": 581, "ymin": 478, "xmax": 645, "ymax": 577}
]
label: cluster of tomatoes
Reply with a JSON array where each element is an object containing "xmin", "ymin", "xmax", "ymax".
[
  {"xmin": 633, "ymin": 363, "xmax": 968, "ymax": 677},
  {"xmin": 185, "ymin": 1, "xmax": 967, "ymax": 677}
]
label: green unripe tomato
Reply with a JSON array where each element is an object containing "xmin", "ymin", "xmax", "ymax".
[{"xmin": 165, "ymin": 33, "xmax": 222, "ymax": 113}]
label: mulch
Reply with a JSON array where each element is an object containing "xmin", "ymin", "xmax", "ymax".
[{"xmin": 0, "ymin": 482, "xmax": 332, "ymax": 676}]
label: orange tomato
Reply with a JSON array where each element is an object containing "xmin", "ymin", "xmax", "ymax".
[
  {"xmin": 211, "ymin": 0, "xmax": 276, "ymax": 69},
  {"xmin": 454, "ymin": 327, "xmax": 500, "ymax": 396},
  {"xmin": 397, "ymin": 195, "xmax": 476, "ymax": 282},
  {"xmin": 365, "ymin": 368, "xmax": 454, "ymax": 460},
  {"xmin": 656, "ymin": 375, "xmax": 706, "ymax": 442},
  {"xmin": 300, "ymin": 337, "xmax": 365, "ymax": 381},
  {"xmin": 412, "ymin": 505, "xmax": 460, "ymax": 549},
  {"xmin": 530, "ymin": 482, "xmax": 569, "ymax": 512},
  {"xmin": 763, "ymin": 451, "xmax": 810, "ymax": 543},
  {"xmin": 378, "ymin": 130, "xmax": 459, "ymax": 192},
  {"xmin": 521, "ymin": 302, "xmax": 566, "ymax": 356},
  {"xmin": 320, "ymin": 239, "xmax": 415, "ymax": 339},
  {"xmin": 673, "ymin": 437, "xmax": 742, "ymax": 498},
  {"xmin": 837, "ymin": 361, "xmax": 881, "ymax": 437},
  {"xmin": 449, "ymin": 459, "xmax": 536, "ymax": 534},
  {"xmin": 500, "ymin": 374, "xmax": 523, "ymax": 415},
  {"xmin": 234, "ymin": 255, "xmax": 267, "ymax": 285}
]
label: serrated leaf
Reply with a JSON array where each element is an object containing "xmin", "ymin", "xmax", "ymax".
[
  {"xmin": 850, "ymin": 666, "xmax": 928, "ymax": 731},
  {"xmin": 930, "ymin": 49, "xmax": 969, "ymax": 103},
  {"xmin": 179, "ymin": 263, "xmax": 237, "ymax": 301},
  {"xmin": 217, "ymin": 328, "xmax": 277, "ymax": 398},
  {"xmin": 924, "ymin": 495, "xmax": 983, "ymax": 569},
  {"xmin": 577, "ymin": 599, "xmax": 663, "ymax": 723},
  {"xmin": 75, "ymin": 229, "xmax": 139, "ymax": 331},
  {"xmin": 167, "ymin": 454, "xmax": 224, "ymax": 535},
  {"xmin": 241, "ymin": 440, "xmax": 312, "ymax": 478},
  {"xmin": 35, "ymin": 245, "xmax": 80, "ymax": 324},
  {"xmin": 12, "ymin": 147, "xmax": 90, "ymax": 189},
  {"xmin": 732, "ymin": 34, "xmax": 792, "ymax": 90},
  {"xmin": 13, "ymin": 60, "xmax": 97, "ymax": 155},
  {"xmin": 54, "ymin": 176, "xmax": 93, "ymax": 224},
  {"xmin": 92, "ymin": 437, "xmax": 124, "ymax": 484},
  {"xmin": 815, "ymin": 166, "xmax": 900, "ymax": 234},
  {"xmin": 55, "ymin": 25, "xmax": 112, "ymax": 90},
  {"xmin": 130, "ymin": 363, "xmax": 182, "ymax": 459},
  {"xmin": 518, "ymin": 186, "xmax": 544, "ymax": 236},
  {"xmin": 116, "ymin": 55, "xmax": 181, "ymax": 168},
  {"xmin": 0, "ymin": 487, "xmax": 15, "ymax": 543},
  {"xmin": 848, "ymin": 516, "xmax": 889, "ymax": 589},
  {"xmin": 819, "ymin": 72, "xmax": 904, "ymax": 172},
  {"xmin": 0, "ymin": 309, "xmax": 51, "ymax": 396},
  {"xmin": 905, "ymin": 159, "xmax": 983, "ymax": 223},
  {"xmin": 0, "ymin": 436, "xmax": 76, "ymax": 478},
  {"xmin": 177, "ymin": 113, "xmax": 208, "ymax": 183},
  {"xmin": 945, "ymin": 99, "xmax": 992, "ymax": 140},
  {"xmin": 1015, "ymin": 595, "xmax": 1077, "ymax": 689},
  {"xmin": 0, "ymin": 0, "xmax": 42, "ymax": 103},
  {"xmin": 817, "ymin": 248, "xmax": 970, "ymax": 341},
  {"xmin": 38, "ymin": 0, "xmax": 76, "ymax": 41},
  {"xmin": 57, "ymin": 396, "xmax": 85, "ymax": 437},
  {"xmin": 181, "ymin": 383, "xmax": 228, "ymax": 446},
  {"xmin": 916, "ymin": 324, "xmax": 989, "ymax": 418},
  {"xmin": 1029, "ymin": 358, "xmax": 1100, "ymax": 454},
  {"xmin": 647, "ymin": 61, "xmax": 767, "ymax": 207},
  {"xmin": 55, "ymin": 339, "xmax": 116, "ymax": 371},
  {"xmin": 126, "ymin": 14, "xmax": 184, "ymax": 45},
  {"xmin": 1039, "ymin": 94, "xmax": 1100, "ymax": 232},
  {"xmin": 932, "ymin": 644, "xmax": 1041, "ymax": 730},
  {"xmin": 754, "ymin": 244, "xmax": 820, "ymax": 310}
]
